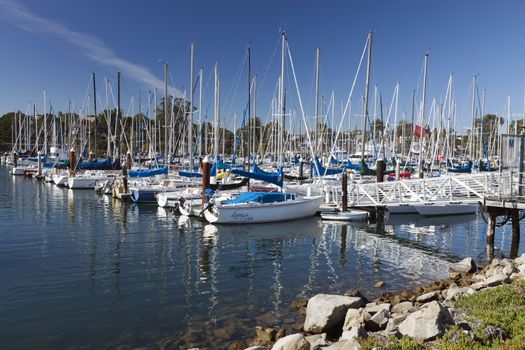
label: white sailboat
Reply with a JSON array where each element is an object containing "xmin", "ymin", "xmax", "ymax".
[{"xmin": 203, "ymin": 192, "xmax": 323, "ymax": 224}]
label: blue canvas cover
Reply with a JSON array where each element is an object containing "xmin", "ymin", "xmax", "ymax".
[
  {"xmin": 231, "ymin": 166, "xmax": 284, "ymax": 187},
  {"xmin": 222, "ymin": 191, "xmax": 291, "ymax": 204},
  {"xmin": 76, "ymin": 159, "xmax": 113, "ymax": 170},
  {"xmin": 313, "ymin": 157, "xmax": 344, "ymax": 176},
  {"xmin": 179, "ymin": 171, "xmax": 203, "ymax": 178},
  {"xmin": 129, "ymin": 167, "xmax": 168, "ymax": 178}
]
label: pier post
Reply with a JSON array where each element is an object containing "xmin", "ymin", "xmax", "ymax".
[
  {"xmin": 395, "ymin": 159, "xmax": 400, "ymax": 181},
  {"xmin": 37, "ymin": 151, "xmax": 42, "ymax": 177},
  {"xmin": 126, "ymin": 152, "xmax": 132, "ymax": 172},
  {"xmin": 486, "ymin": 211, "xmax": 496, "ymax": 262},
  {"xmin": 299, "ymin": 158, "xmax": 304, "ymax": 178},
  {"xmin": 69, "ymin": 149, "xmax": 76, "ymax": 177},
  {"xmin": 342, "ymin": 171, "xmax": 348, "ymax": 211},
  {"xmin": 88, "ymin": 151, "xmax": 94, "ymax": 162},
  {"xmin": 310, "ymin": 161, "xmax": 314, "ymax": 179},
  {"xmin": 13, "ymin": 152, "xmax": 17, "ymax": 167},
  {"xmin": 511, "ymin": 209, "xmax": 521, "ymax": 259},
  {"xmin": 122, "ymin": 165, "xmax": 129, "ymax": 195},
  {"xmin": 376, "ymin": 159, "xmax": 385, "ymax": 183},
  {"xmin": 202, "ymin": 156, "xmax": 211, "ymax": 207},
  {"xmin": 419, "ymin": 160, "xmax": 424, "ymax": 179}
]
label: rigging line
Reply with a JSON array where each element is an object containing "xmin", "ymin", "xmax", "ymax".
[
  {"xmin": 257, "ymin": 34, "xmax": 281, "ymax": 100},
  {"xmin": 325, "ymin": 34, "xmax": 368, "ymax": 170},
  {"xmin": 286, "ymin": 39, "xmax": 321, "ymax": 179},
  {"xmin": 224, "ymin": 52, "xmax": 248, "ymax": 122}
]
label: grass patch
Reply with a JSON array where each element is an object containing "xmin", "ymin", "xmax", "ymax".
[{"xmin": 360, "ymin": 279, "xmax": 525, "ymax": 349}]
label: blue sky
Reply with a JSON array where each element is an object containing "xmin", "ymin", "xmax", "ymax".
[{"xmin": 1, "ymin": 0, "xmax": 525, "ymax": 131}]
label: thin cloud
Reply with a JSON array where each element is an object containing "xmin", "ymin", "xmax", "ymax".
[{"xmin": 0, "ymin": 0, "xmax": 179, "ymax": 94}]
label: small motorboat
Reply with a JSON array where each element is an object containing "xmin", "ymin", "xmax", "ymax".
[{"xmin": 320, "ymin": 209, "xmax": 369, "ymax": 222}]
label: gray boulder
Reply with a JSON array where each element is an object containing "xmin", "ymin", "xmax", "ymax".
[
  {"xmin": 471, "ymin": 274, "xmax": 510, "ymax": 290},
  {"xmin": 416, "ymin": 291, "xmax": 438, "ymax": 303},
  {"xmin": 398, "ymin": 301, "xmax": 455, "ymax": 341},
  {"xmin": 392, "ymin": 301, "xmax": 416, "ymax": 314},
  {"xmin": 340, "ymin": 325, "xmax": 367, "ymax": 340},
  {"xmin": 445, "ymin": 287, "xmax": 468, "ymax": 302},
  {"xmin": 386, "ymin": 314, "xmax": 408, "ymax": 336},
  {"xmin": 515, "ymin": 253, "xmax": 525, "ymax": 265},
  {"xmin": 304, "ymin": 294, "xmax": 365, "ymax": 334},
  {"xmin": 364, "ymin": 302, "xmax": 391, "ymax": 315},
  {"xmin": 449, "ymin": 257, "xmax": 476, "ymax": 274},
  {"xmin": 365, "ymin": 309, "xmax": 389, "ymax": 331},
  {"xmin": 271, "ymin": 334, "xmax": 310, "ymax": 350},
  {"xmin": 343, "ymin": 309, "xmax": 366, "ymax": 330},
  {"xmin": 323, "ymin": 338, "xmax": 361, "ymax": 350}
]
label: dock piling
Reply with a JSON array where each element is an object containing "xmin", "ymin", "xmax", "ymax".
[
  {"xmin": 511, "ymin": 209, "xmax": 521, "ymax": 258},
  {"xmin": 342, "ymin": 171, "xmax": 348, "ymax": 211},
  {"xmin": 202, "ymin": 156, "xmax": 211, "ymax": 207},
  {"xmin": 69, "ymin": 149, "xmax": 76, "ymax": 177}
]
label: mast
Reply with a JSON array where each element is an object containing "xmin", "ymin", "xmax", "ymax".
[
  {"xmin": 252, "ymin": 74, "xmax": 257, "ymax": 159},
  {"xmin": 314, "ymin": 47, "xmax": 320, "ymax": 155},
  {"xmin": 92, "ymin": 72, "xmax": 97, "ymax": 156},
  {"xmin": 247, "ymin": 46, "xmax": 251, "ymax": 163},
  {"xmin": 279, "ymin": 31, "xmax": 286, "ymax": 164},
  {"xmin": 117, "ymin": 71, "xmax": 121, "ymax": 158},
  {"xmin": 214, "ymin": 64, "xmax": 220, "ymax": 157},
  {"xmin": 469, "ymin": 75, "xmax": 477, "ymax": 159},
  {"xmin": 43, "ymin": 90, "xmax": 47, "ymax": 155},
  {"xmin": 479, "ymin": 88, "xmax": 486, "ymax": 160},
  {"xmin": 198, "ymin": 68, "xmax": 203, "ymax": 157},
  {"xmin": 189, "ymin": 42, "xmax": 195, "ymax": 167},
  {"xmin": 360, "ymin": 31, "xmax": 373, "ymax": 162},
  {"xmin": 164, "ymin": 63, "xmax": 168, "ymax": 165},
  {"xmin": 418, "ymin": 52, "xmax": 429, "ymax": 178}
]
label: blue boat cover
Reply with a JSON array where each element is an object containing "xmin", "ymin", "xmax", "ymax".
[
  {"xmin": 232, "ymin": 163, "xmax": 284, "ymax": 187},
  {"xmin": 129, "ymin": 167, "xmax": 168, "ymax": 178},
  {"xmin": 448, "ymin": 160, "xmax": 473, "ymax": 174},
  {"xmin": 179, "ymin": 171, "xmax": 202, "ymax": 178},
  {"xmin": 313, "ymin": 157, "xmax": 344, "ymax": 176},
  {"xmin": 77, "ymin": 159, "xmax": 113, "ymax": 170},
  {"xmin": 216, "ymin": 155, "xmax": 244, "ymax": 170},
  {"xmin": 222, "ymin": 191, "xmax": 291, "ymax": 204},
  {"xmin": 345, "ymin": 160, "xmax": 362, "ymax": 171}
]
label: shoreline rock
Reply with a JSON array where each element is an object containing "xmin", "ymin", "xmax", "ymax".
[{"xmin": 243, "ymin": 253, "xmax": 525, "ymax": 350}]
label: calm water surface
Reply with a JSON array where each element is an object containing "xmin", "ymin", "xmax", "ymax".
[{"xmin": 1, "ymin": 165, "xmax": 524, "ymax": 349}]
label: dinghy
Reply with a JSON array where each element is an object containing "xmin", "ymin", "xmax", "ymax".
[{"xmin": 321, "ymin": 209, "xmax": 369, "ymax": 222}]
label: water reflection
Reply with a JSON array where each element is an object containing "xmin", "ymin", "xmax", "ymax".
[{"xmin": 1, "ymin": 165, "xmax": 525, "ymax": 350}]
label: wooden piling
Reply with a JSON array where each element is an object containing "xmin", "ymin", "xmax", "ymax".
[
  {"xmin": 486, "ymin": 211, "xmax": 496, "ymax": 262},
  {"xmin": 37, "ymin": 151, "xmax": 42, "ymax": 176},
  {"xmin": 299, "ymin": 158, "xmax": 304, "ymax": 178},
  {"xmin": 69, "ymin": 149, "xmax": 76, "ymax": 177},
  {"xmin": 511, "ymin": 209, "xmax": 521, "ymax": 259},
  {"xmin": 376, "ymin": 159, "xmax": 385, "ymax": 183},
  {"xmin": 419, "ymin": 160, "xmax": 424, "ymax": 179},
  {"xmin": 13, "ymin": 152, "xmax": 17, "ymax": 167},
  {"xmin": 122, "ymin": 165, "xmax": 129, "ymax": 194},
  {"xmin": 342, "ymin": 171, "xmax": 348, "ymax": 211},
  {"xmin": 202, "ymin": 156, "xmax": 211, "ymax": 207},
  {"xmin": 126, "ymin": 152, "xmax": 132, "ymax": 171}
]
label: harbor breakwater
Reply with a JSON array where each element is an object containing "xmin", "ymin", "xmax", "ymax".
[{"xmin": 230, "ymin": 254, "xmax": 525, "ymax": 350}]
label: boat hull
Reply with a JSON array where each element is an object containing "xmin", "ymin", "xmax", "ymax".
[
  {"xmin": 413, "ymin": 202, "xmax": 479, "ymax": 216},
  {"xmin": 204, "ymin": 196, "xmax": 322, "ymax": 224},
  {"xmin": 321, "ymin": 210, "xmax": 368, "ymax": 221}
]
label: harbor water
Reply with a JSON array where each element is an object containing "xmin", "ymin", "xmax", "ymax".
[{"xmin": 1, "ymin": 165, "xmax": 524, "ymax": 349}]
